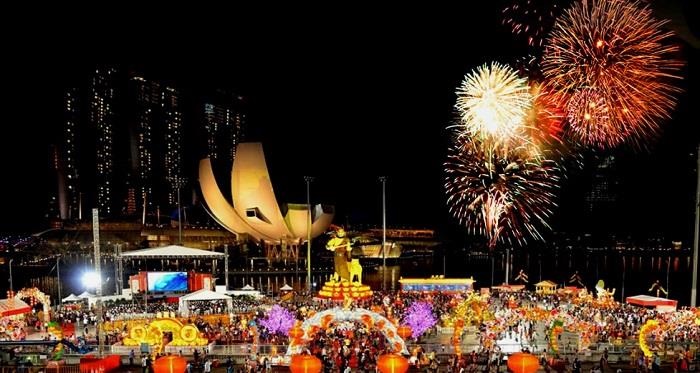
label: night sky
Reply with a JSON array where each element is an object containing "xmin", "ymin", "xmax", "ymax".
[{"xmin": 1, "ymin": 2, "xmax": 698, "ymax": 245}]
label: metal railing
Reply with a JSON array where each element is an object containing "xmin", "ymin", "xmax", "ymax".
[{"xmin": 1, "ymin": 366, "xmax": 80, "ymax": 373}]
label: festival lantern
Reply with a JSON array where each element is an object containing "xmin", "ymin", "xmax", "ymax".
[
  {"xmin": 507, "ymin": 352, "xmax": 539, "ymax": 373},
  {"xmin": 79, "ymin": 355, "xmax": 121, "ymax": 373},
  {"xmin": 289, "ymin": 354, "xmax": 322, "ymax": 373},
  {"xmin": 397, "ymin": 325, "xmax": 412, "ymax": 340},
  {"xmin": 153, "ymin": 355, "xmax": 187, "ymax": 373},
  {"xmin": 377, "ymin": 353, "xmax": 409, "ymax": 373}
]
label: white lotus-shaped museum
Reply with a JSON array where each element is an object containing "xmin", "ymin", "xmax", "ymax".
[{"xmin": 199, "ymin": 142, "xmax": 334, "ymax": 245}]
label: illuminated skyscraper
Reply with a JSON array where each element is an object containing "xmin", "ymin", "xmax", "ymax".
[
  {"xmin": 203, "ymin": 91, "xmax": 246, "ymax": 163},
  {"xmin": 130, "ymin": 75, "xmax": 183, "ymax": 217},
  {"xmin": 91, "ymin": 67, "xmax": 118, "ymax": 216},
  {"xmin": 63, "ymin": 88, "xmax": 81, "ymax": 219},
  {"xmin": 163, "ymin": 86, "xmax": 183, "ymax": 207},
  {"xmin": 584, "ymin": 155, "xmax": 618, "ymax": 233}
]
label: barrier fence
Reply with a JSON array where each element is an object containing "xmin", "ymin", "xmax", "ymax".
[{"xmin": 2, "ymin": 339, "xmax": 694, "ymax": 372}]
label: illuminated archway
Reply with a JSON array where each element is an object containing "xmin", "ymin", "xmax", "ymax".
[
  {"xmin": 287, "ymin": 307, "xmax": 408, "ymax": 355},
  {"xmin": 14, "ymin": 287, "xmax": 51, "ymax": 323}
]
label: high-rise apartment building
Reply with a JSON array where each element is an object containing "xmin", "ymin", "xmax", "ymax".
[
  {"xmin": 203, "ymin": 91, "xmax": 246, "ymax": 164},
  {"xmin": 91, "ymin": 67, "xmax": 118, "ymax": 216},
  {"xmin": 129, "ymin": 75, "xmax": 183, "ymax": 217},
  {"xmin": 585, "ymin": 155, "xmax": 618, "ymax": 228},
  {"xmin": 54, "ymin": 67, "xmax": 238, "ymax": 225},
  {"xmin": 63, "ymin": 88, "xmax": 81, "ymax": 219}
]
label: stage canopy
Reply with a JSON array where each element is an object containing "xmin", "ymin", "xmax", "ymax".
[
  {"xmin": 62, "ymin": 294, "xmax": 82, "ymax": 302},
  {"xmin": 626, "ymin": 295, "xmax": 678, "ymax": 308},
  {"xmin": 280, "ymin": 284, "xmax": 293, "ymax": 291},
  {"xmin": 0, "ymin": 299, "xmax": 31, "ymax": 317},
  {"xmin": 178, "ymin": 289, "xmax": 232, "ymax": 317},
  {"xmin": 121, "ymin": 245, "xmax": 225, "ymax": 259},
  {"xmin": 77, "ymin": 291, "xmax": 95, "ymax": 299}
]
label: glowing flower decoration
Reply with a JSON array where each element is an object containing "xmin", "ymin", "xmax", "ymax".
[
  {"xmin": 259, "ymin": 305, "xmax": 296, "ymax": 336},
  {"xmin": 455, "ymin": 62, "xmax": 532, "ymax": 149},
  {"xmin": 542, "ymin": 0, "xmax": 683, "ymax": 148},
  {"xmin": 401, "ymin": 302, "xmax": 436, "ymax": 339},
  {"xmin": 445, "ymin": 136, "xmax": 560, "ymax": 247},
  {"xmin": 638, "ymin": 319, "xmax": 659, "ymax": 357},
  {"xmin": 548, "ymin": 320, "xmax": 565, "ymax": 353}
]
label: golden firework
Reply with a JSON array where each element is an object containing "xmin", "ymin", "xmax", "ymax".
[{"xmin": 542, "ymin": 0, "xmax": 682, "ymax": 148}]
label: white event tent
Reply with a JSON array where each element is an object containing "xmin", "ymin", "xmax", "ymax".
[
  {"xmin": 62, "ymin": 294, "xmax": 82, "ymax": 303},
  {"xmin": 77, "ymin": 291, "xmax": 95, "ymax": 299},
  {"xmin": 178, "ymin": 289, "xmax": 232, "ymax": 317},
  {"xmin": 120, "ymin": 245, "xmax": 225, "ymax": 259}
]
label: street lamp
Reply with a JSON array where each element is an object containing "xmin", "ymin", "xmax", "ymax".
[
  {"xmin": 304, "ymin": 176, "xmax": 314, "ymax": 291},
  {"xmin": 379, "ymin": 176, "xmax": 387, "ymax": 291},
  {"xmin": 8, "ymin": 259, "xmax": 13, "ymax": 294}
]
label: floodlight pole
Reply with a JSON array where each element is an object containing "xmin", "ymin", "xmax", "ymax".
[
  {"xmin": 167, "ymin": 176, "xmax": 187, "ymax": 245},
  {"xmin": 304, "ymin": 176, "xmax": 314, "ymax": 292},
  {"xmin": 8, "ymin": 259, "xmax": 13, "ymax": 295},
  {"xmin": 92, "ymin": 208, "xmax": 103, "ymax": 357},
  {"xmin": 691, "ymin": 144, "xmax": 700, "ymax": 307},
  {"xmin": 224, "ymin": 244, "xmax": 229, "ymax": 291},
  {"xmin": 379, "ymin": 176, "xmax": 387, "ymax": 291},
  {"xmin": 504, "ymin": 247, "xmax": 510, "ymax": 285},
  {"xmin": 57, "ymin": 256, "xmax": 61, "ymax": 306}
]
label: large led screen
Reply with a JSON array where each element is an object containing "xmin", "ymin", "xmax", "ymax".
[{"xmin": 147, "ymin": 272, "xmax": 188, "ymax": 292}]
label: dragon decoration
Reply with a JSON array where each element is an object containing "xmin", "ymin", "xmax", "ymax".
[{"xmin": 121, "ymin": 319, "xmax": 209, "ymax": 357}]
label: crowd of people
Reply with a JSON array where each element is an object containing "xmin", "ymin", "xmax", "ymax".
[
  {"xmin": 308, "ymin": 320, "xmax": 388, "ymax": 372},
  {"xmin": 1, "ymin": 286, "xmax": 696, "ymax": 372}
]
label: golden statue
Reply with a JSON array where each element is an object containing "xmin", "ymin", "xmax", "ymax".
[
  {"xmin": 326, "ymin": 227, "xmax": 351, "ymax": 282},
  {"xmin": 318, "ymin": 226, "xmax": 372, "ymax": 300}
]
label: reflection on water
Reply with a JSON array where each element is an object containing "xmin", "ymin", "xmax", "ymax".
[{"xmin": 13, "ymin": 247, "xmax": 696, "ymax": 307}]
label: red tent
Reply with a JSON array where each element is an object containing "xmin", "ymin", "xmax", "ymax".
[
  {"xmin": 0, "ymin": 298, "xmax": 31, "ymax": 317},
  {"xmin": 626, "ymin": 295, "xmax": 677, "ymax": 308}
]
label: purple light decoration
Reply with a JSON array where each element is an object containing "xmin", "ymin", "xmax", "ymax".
[
  {"xmin": 259, "ymin": 305, "xmax": 296, "ymax": 336},
  {"xmin": 402, "ymin": 301, "xmax": 437, "ymax": 339}
]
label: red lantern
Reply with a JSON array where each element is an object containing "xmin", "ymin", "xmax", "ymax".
[
  {"xmin": 153, "ymin": 355, "xmax": 187, "ymax": 373},
  {"xmin": 289, "ymin": 354, "xmax": 322, "ymax": 373},
  {"xmin": 397, "ymin": 325, "xmax": 412, "ymax": 340},
  {"xmin": 377, "ymin": 354, "xmax": 409, "ymax": 373},
  {"xmin": 79, "ymin": 354, "xmax": 121, "ymax": 373},
  {"xmin": 507, "ymin": 353, "xmax": 539, "ymax": 373}
]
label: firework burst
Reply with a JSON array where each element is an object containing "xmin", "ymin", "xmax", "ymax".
[
  {"xmin": 444, "ymin": 136, "xmax": 560, "ymax": 247},
  {"xmin": 523, "ymin": 83, "xmax": 566, "ymax": 157},
  {"xmin": 564, "ymin": 87, "xmax": 617, "ymax": 146},
  {"xmin": 502, "ymin": 0, "xmax": 567, "ymax": 48},
  {"xmin": 542, "ymin": 0, "xmax": 682, "ymax": 148},
  {"xmin": 455, "ymin": 62, "xmax": 532, "ymax": 150}
]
